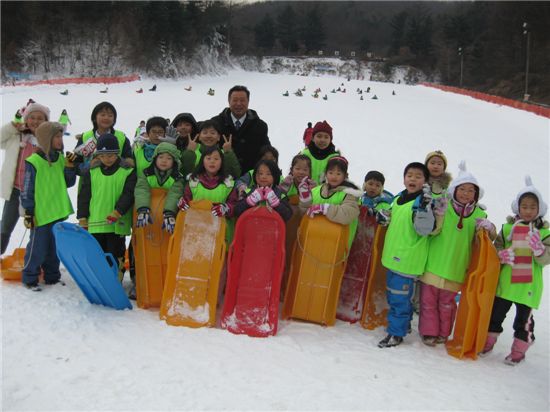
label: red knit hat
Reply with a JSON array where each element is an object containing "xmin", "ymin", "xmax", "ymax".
[{"xmin": 312, "ymin": 120, "xmax": 333, "ymax": 140}]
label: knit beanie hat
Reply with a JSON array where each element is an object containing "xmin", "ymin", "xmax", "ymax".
[
  {"xmin": 364, "ymin": 170, "xmax": 385, "ymax": 185},
  {"xmin": 23, "ymin": 102, "xmax": 50, "ymax": 122},
  {"xmin": 511, "ymin": 176, "xmax": 547, "ymax": 218},
  {"xmin": 153, "ymin": 142, "xmax": 181, "ymax": 168},
  {"xmin": 312, "ymin": 120, "xmax": 333, "ymax": 140},
  {"xmin": 425, "ymin": 150, "xmax": 447, "ymax": 170},
  {"xmin": 91, "ymin": 102, "xmax": 117, "ymax": 128},
  {"xmin": 35, "ymin": 122, "xmax": 64, "ymax": 163},
  {"xmin": 447, "ymin": 160, "xmax": 483, "ymax": 201},
  {"xmin": 94, "ymin": 133, "xmax": 119, "ymax": 156}
]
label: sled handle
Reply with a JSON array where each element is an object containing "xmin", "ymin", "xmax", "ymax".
[
  {"xmin": 478, "ymin": 275, "xmax": 485, "ymax": 295},
  {"xmin": 105, "ymin": 253, "xmax": 118, "ymax": 278}
]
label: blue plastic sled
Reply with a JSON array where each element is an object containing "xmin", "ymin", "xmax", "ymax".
[{"xmin": 53, "ymin": 222, "xmax": 132, "ymax": 310}]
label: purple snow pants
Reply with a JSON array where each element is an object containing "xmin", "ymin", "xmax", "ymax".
[{"xmin": 418, "ymin": 283, "xmax": 458, "ymax": 338}]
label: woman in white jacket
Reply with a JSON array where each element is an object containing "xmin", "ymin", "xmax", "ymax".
[{"xmin": 0, "ymin": 102, "xmax": 50, "ymax": 254}]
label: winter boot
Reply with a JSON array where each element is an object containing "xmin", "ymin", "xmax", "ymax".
[
  {"xmin": 479, "ymin": 332, "xmax": 500, "ymax": 356},
  {"xmin": 422, "ymin": 336, "xmax": 437, "ymax": 347},
  {"xmin": 378, "ymin": 334, "xmax": 403, "ymax": 348},
  {"xmin": 24, "ymin": 282, "xmax": 42, "ymax": 292},
  {"xmin": 504, "ymin": 338, "xmax": 531, "ymax": 365},
  {"xmin": 435, "ymin": 336, "xmax": 448, "ymax": 344}
]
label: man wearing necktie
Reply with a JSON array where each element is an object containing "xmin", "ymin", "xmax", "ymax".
[{"xmin": 211, "ymin": 85, "xmax": 271, "ymax": 173}]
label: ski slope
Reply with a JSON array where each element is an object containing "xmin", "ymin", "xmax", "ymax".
[{"xmin": 1, "ymin": 71, "xmax": 549, "ymax": 411}]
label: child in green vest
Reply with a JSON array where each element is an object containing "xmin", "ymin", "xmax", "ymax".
[
  {"xmin": 480, "ymin": 176, "xmax": 550, "ymax": 365},
  {"xmin": 419, "ymin": 161, "xmax": 496, "ymax": 346},
  {"xmin": 184, "ymin": 119, "xmax": 241, "ymax": 179},
  {"xmin": 278, "ymin": 154, "xmax": 314, "ymax": 205},
  {"xmin": 58, "ymin": 109, "xmax": 71, "ymax": 134},
  {"xmin": 72, "ymin": 101, "xmax": 133, "ymax": 175},
  {"xmin": 236, "ymin": 145, "xmax": 280, "ymax": 197},
  {"xmin": 298, "ymin": 156, "xmax": 361, "ymax": 247},
  {"xmin": 20, "ymin": 122, "xmax": 76, "ymax": 291},
  {"xmin": 361, "ymin": 170, "xmax": 394, "ymax": 214},
  {"xmin": 77, "ymin": 133, "xmax": 137, "ymax": 281},
  {"xmin": 301, "ymin": 120, "xmax": 340, "ymax": 185},
  {"xmin": 234, "ymin": 159, "xmax": 292, "ymax": 221},
  {"xmin": 170, "ymin": 113, "xmax": 198, "ymax": 151},
  {"xmin": 425, "ymin": 150, "xmax": 452, "ymax": 197},
  {"xmin": 377, "ymin": 162, "xmax": 436, "ymax": 348},
  {"xmin": 132, "ymin": 116, "xmax": 168, "ymax": 177},
  {"xmin": 163, "ymin": 146, "xmax": 238, "ymax": 234}
]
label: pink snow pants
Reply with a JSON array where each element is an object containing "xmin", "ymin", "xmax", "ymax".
[{"xmin": 418, "ymin": 283, "xmax": 458, "ymax": 338}]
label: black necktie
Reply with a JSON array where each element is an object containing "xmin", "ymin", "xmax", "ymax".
[{"xmin": 235, "ymin": 120, "xmax": 241, "ymax": 130}]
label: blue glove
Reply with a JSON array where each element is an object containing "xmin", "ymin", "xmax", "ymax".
[
  {"xmin": 136, "ymin": 208, "xmax": 153, "ymax": 228},
  {"xmin": 162, "ymin": 211, "xmax": 176, "ymax": 233}
]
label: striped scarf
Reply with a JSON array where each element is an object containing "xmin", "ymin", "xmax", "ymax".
[{"xmin": 509, "ymin": 224, "xmax": 532, "ymax": 283}]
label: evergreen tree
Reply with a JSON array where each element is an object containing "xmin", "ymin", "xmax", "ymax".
[
  {"xmin": 276, "ymin": 5, "xmax": 298, "ymax": 53},
  {"xmin": 301, "ymin": 6, "xmax": 326, "ymax": 52},
  {"xmin": 254, "ymin": 13, "xmax": 276, "ymax": 51}
]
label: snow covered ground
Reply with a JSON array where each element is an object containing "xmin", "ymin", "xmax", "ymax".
[{"xmin": 1, "ymin": 71, "xmax": 549, "ymax": 411}]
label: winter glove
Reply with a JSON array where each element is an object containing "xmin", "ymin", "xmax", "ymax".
[
  {"xmin": 306, "ymin": 203, "xmax": 329, "ymax": 218},
  {"xmin": 106, "ymin": 210, "xmax": 122, "ymax": 224},
  {"xmin": 246, "ymin": 188, "xmax": 264, "ymax": 207},
  {"xmin": 264, "ymin": 187, "xmax": 281, "ymax": 208},
  {"xmin": 211, "ymin": 203, "xmax": 231, "ymax": 217},
  {"xmin": 433, "ymin": 197, "xmax": 448, "ymax": 217},
  {"xmin": 136, "ymin": 208, "xmax": 153, "ymax": 228},
  {"xmin": 498, "ymin": 248, "xmax": 515, "ymax": 265},
  {"xmin": 475, "ymin": 218, "xmax": 495, "ymax": 232},
  {"xmin": 376, "ymin": 209, "xmax": 391, "ymax": 226},
  {"xmin": 528, "ymin": 230, "xmax": 546, "ymax": 257},
  {"xmin": 162, "ymin": 125, "xmax": 180, "ymax": 145},
  {"xmin": 236, "ymin": 182, "xmax": 248, "ymax": 199},
  {"xmin": 23, "ymin": 211, "xmax": 35, "ymax": 229},
  {"xmin": 64, "ymin": 151, "xmax": 79, "ymax": 168},
  {"xmin": 78, "ymin": 218, "xmax": 88, "ymax": 231},
  {"xmin": 365, "ymin": 206, "xmax": 376, "ymax": 216},
  {"xmin": 278, "ymin": 175, "xmax": 294, "ymax": 194},
  {"xmin": 420, "ymin": 183, "xmax": 433, "ymax": 210},
  {"xmin": 162, "ymin": 211, "xmax": 176, "ymax": 233},
  {"xmin": 177, "ymin": 197, "xmax": 190, "ymax": 211},
  {"xmin": 298, "ymin": 176, "xmax": 312, "ymax": 203}
]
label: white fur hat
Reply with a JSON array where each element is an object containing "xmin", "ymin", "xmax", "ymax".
[
  {"xmin": 447, "ymin": 160, "xmax": 484, "ymax": 201},
  {"xmin": 511, "ymin": 176, "xmax": 547, "ymax": 218}
]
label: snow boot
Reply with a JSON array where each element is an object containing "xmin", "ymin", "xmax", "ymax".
[
  {"xmin": 422, "ymin": 336, "xmax": 437, "ymax": 347},
  {"xmin": 45, "ymin": 279, "xmax": 65, "ymax": 286},
  {"xmin": 24, "ymin": 282, "xmax": 42, "ymax": 292},
  {"xmin": 378, "ymin": 334, "xmax": 403, "ymax": 348},
  {"xmin": 504, "ymin": 338, "xmax": 530, "ymax": 365},
  {"xmin": 435, "ymin": 336, "xmax": 448, "ymax": 344},
  {"xmin": 479, "ymin": 332, "xmax": 500, "ymax": 356}
]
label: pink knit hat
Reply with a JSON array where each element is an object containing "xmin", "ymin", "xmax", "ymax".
[{"xmin": 23, "ymin": 102, "xmax": 50, "ymax": 122}]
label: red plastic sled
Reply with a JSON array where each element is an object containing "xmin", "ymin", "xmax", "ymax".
[
  {"xmin": 221, "ymin": 206, "xmax": 286, "ymax": 337},
  {"xmin": 337, "ymin": 208, "xmax": 376, "ymax": 322}
]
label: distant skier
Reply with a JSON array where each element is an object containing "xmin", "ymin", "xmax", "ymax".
[
  {"xmin": 13, "ymin": 109, "xmax": 23, "ymax": 124},
  {"xmin": 58, "ymin": 109, "xmax": 72, "ymax": 135},
  {"xmin": 322, "ymin": 94, "xmax": 328, "ymax": 100},
  {"xmin": 372, "ymin": 95, "xmax": 378, "ymax": 100},
  {"xmin": 100, "ymin": 87, "xmax": 108, "ymax": 94},
  {"xmin": 184, "ymin": 86, "xmax": 192, "ymax": 91},
  {"xmin": 302, "ymin": 122, "xmax": 313, "ymax": 146},
  {"xmin": 149, "ymin": 84, "xmax": 157, "ymax": 92},
  {"xmin": 283, "ymin": 91, "xmax": 289, "ymax": 97},
  {"xmin": 136, "ymin": 88, "xmax": 143, "ymax": 93},
  {"xmin": 60, "ymin": 89, "xmax": 68, "ymax": 96},
  {"xmin": 207, "ymin": 88, "xmax": 215, "ymax": 96},
  {"xmin": 392, "ymin": 90, "xmax": 396, "ymax": 95}
]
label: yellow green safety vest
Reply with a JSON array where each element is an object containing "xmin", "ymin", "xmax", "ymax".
[
  {"xmin": 381, "ymin": 196, "xmax": 429, "ymax": 276},
  {"xmin": 189, "ymin": 176, "xmax": 234, "ymax": 203},
  {"xmin": 88, "ymin": 166, "xmax": 133, "ymax": 236},
  {"xmin": 25, "ymin": 154, "xmax": 73, "ymax": 227},
  {"xmin": 82, "ymin": 130, "xmax": 127, "ymax": 157},
  {"xmin": 425, "ymin": 205, "xmax": 486, "ymax": 283},
  {"xmin": 146, "ymin": 174, "xmax": 174, "ymax": 190},
  {"xmin": 301, "ymin": 148, "xmax": 339, "ymax": 185},
  {"xmin": 134, "ymin": 145, "xmax": 154, "ymax": 177}
]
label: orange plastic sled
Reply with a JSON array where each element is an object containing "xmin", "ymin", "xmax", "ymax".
[
  {"xmin": 281, "ymin": 195, "xmax": 301, "ymax": 298},
  {"xmin": 0, "ymin": 248, "xmax": 26, "ymax": 281},
  {"xmin": 360, "ymin": 224, "xmax": 389, "ymax": 330},
  {"xmin": 133, "ymin": 188, "xmax": 171, "ymax": 309},
  {"xmin": 446, "ymin": 230, "xmax": 500, "ymax": 359},
  {"xmin": 160, "ymin": 200, "xmax": 227, "ymax": 328},
  {"xmin": 282, "ymin": 215, "xmax": 349, "ymax": 326}
]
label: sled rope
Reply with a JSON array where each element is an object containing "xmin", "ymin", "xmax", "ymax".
[{"xmin": 296, "ymin": 228, "xmax": 349, "ymax": 267}]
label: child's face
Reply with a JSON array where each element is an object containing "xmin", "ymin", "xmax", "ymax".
[
  {"xmin": 326, "ymin": 166, "xmax": 345, "ymax": 188},
  {"xmin": 256, "ymin": 164, "xmax": 274, "ymax": 187},
  {"xmin": 203, "ymin": 151, "xmax": 222, "ymax": 176},
  {"xmin": 455, "ymin": 183, "xmax": 476, "ymax": 204},
  {"xmin": 404, "ymin": 168, "xmax": 426, "ymax": 193},
  {"xmin": 51, "ymin": 131, "xmax": 64, "ymax": 151},
  {"xmin": 312, "ymin": 132, "xmax": 331, "ymax": 150},
  {"xmin": 176, "ymin": 121, "xmax": 193, "ymax": 138},
  {"xmin": 261, "ymin": 152, "xmax": 276, "ymax": 162},
  {"xmin": 199, "ymin": 127, "xmax": 221, "ymax": 147},
  {"xmin": 426, "ymin": 156, "xmax": 445, "ymax": 177},
  {"xmin": 519, "ymin": 196, "xmax": 539, "ymax": 222},
  {"xmin": 147, "ymin": 126, "xmax": 165, "ymax": 145},
  {"xmin": 97, "ymin": 153, "xmax": 118, "ymax": 167},
  {"xmin": 96, "ymin": 108, "xmax": 115, "ymax": 131},
  {"xmin": 364, "ymin": 179, "xmax": 383, "ymax": 198},
  {"xmin": 26, "ymin": 111, "xmax": 47, "ymax": 134},
  {"xmin": 291, "ymin": 160, "xmax": 310, "ymax": 184},
  {"xmin": 155, "ymin": 153, "xmax": 174, "ymax": 171}
]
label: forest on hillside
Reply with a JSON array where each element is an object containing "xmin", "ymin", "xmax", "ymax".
[{"xmin": 1, "ymin": 1, "xmax": 549, "ymax": 103}]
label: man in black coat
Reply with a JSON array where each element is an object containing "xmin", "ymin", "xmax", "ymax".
[{"xmin": 211, "ymin": 85, "xmax": 271, "ymax": 173}]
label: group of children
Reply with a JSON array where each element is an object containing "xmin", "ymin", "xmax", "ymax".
[{"xmin": 1, "ymin": 100, "xmax": 548, "ymax": 367}]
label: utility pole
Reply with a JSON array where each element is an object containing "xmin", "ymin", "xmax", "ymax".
[
  {"xmin": 458, "ymin": 47, "xmax": 464, "ymax": 88},
  {"xmin": 523, "ymin": 22, "xmax": 531, "ymax": 101}
]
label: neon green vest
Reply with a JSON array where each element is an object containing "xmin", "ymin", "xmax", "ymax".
[
  {"xmin": 496, "ymin": 223, "xmax": 550, "ymax": 309},
  {"xmin": 301, "ymin": 148, "xmax": 338, "ymax": 185},
  {"xmin": 88, "ymin": 167, "xmax": 133, "ymax": 236},
  {"xmin": 146, "ymin": 174, "xmax": 174, "ymax": 190},
  {"xmin": 134, "ymin": 145, "xmax": 154, "ymax": 177},
  {"xmin": 188, "ymin": 176, "xmax": 234, "ymax": 203},
  {"xmin": 83, "ymin": 130, "xmax": 126, "ymax": 157},
  {"xmin": 311, "ymin": 186, "xmax": 358, "ymax": 248},
  {"xmin": 58, "ymin": 113, "xmax": 70, "ymax": 126},
  {"xmin": 25, "ymin": 154, "xmax": 73, "ymax": 227},
  {"xmin": 382, "ymin": 197, "xmax": 429, "ymax": 276},
  {"xmin": 425, "ymin": 205, "xmax": 486, "ymax": 283}
]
